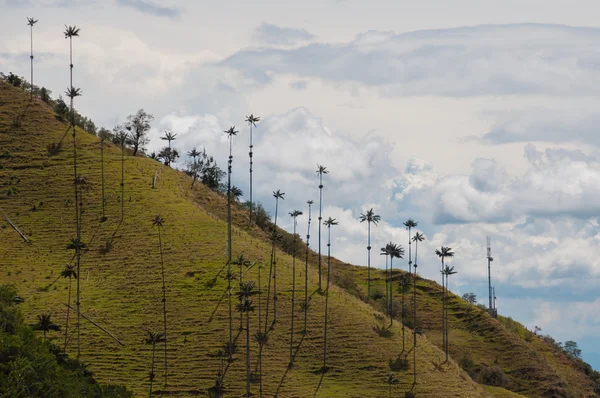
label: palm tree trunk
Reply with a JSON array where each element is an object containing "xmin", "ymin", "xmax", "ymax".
[
  {"xmin": 389, "ymin": 257, "xmax": 394, "ymax": 327},
  {"xmin": 304, "ymin": 203, "xmax": 312, "ymax": 333},
  {"xmin": 272, "ymin": 199, "xmax": 279, "ymax": 324},
  {"xmin": 367, "ymin": 221, "xmax": 371, "ymax": 300},
  {"xmin": 191, "ymin": 157, "xmax": 197, "ymax": 187},
  {"xmin": 101, "ymin": 138, "xmax": 105, "ymax": 219},
  {"xmin": 43, "ymin": 329, "xmax": 46, "ymax": 343},
  {"xmin": 441, "ymin": 259, "xmax": 445, "ymax": 355},
  {"xmin": 323, "ymin": 226, "xmax": 331, "ymax": 372},
  {"xmin": 121, "ymin": 140, "xmax": 125, "ymax": 221},
  {"xmin": 258, "ymin": 264, "xmax": 263, "ymax": 398},
  {"xmin": 30, "ymin": 24, "xmax": 33, "ymax": 99},
  {"xmin": 408, "ymin": 227, "xmax": 412, "ymax": 275},
  {"xmin": 69, "ymin": 35, "xmax": 82, "ymax": 361},
  {"xmin": 384, "ymin": 255, "xmax": 389, "ymax": 316},
  {"xmin": 318, "ymin": 174, "xmax": 323, "ymax": 290},
  {"xmin": 239, "ymin": 263, "xmax": 243, "ymax": 331},
  {"xmin": 227, "ymin": 138, "xmax": 233, "ymax": 359},
  {"xmin": 64, "ymin": 276, "xmax": 72, "ymax": 350},
  {"xmin": 150, "ymin": 342, "xmax": 156, "ymax": 397},
  {"xmin": 402, "ymin": 280, "xmax": 405, "ymax": 352},
  {"xmin": 413, "ymin": 242, "xmax": 418, "ymax": 385},
  {"xmin": 158, "ymin": 226, "xmax": 168, "ymax": 391},
  {"xmin": 445, "ymin": 274, "xmax": 449, "ymax": 361},
  {"xmin": 246, "ymin": 310, "xmax": 251, "ymax": 398},
  {"xmin": 290, "ymin": 219, "xmax": 297, "ymax": 365},
  {"xmin": 249, "ymin": 124, "xmax": 253, "ymax": 225}
]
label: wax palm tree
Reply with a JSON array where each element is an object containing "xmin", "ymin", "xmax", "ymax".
[
  {"xmin": 442, "ymin": 265, "xmax": 457, "ymax": 361},
  {"xmin": 404, "ymin": 219, "xmax": 418, "ymax": 275},
  {"xmin": 386, "ymin": 243, "xmax": 404, "ymax": 326},
  {"xmin": 288, "ymin": 209, "xmax": 303, "ymax": 366},
  {"xmin": 152, "ymin": 215, "xmax": 168, "ymax": 390},
  {"xmin": 100, "ymin": 134, "xmax": 107, "ymax": 222},
  {"xmin": 161, "ymin": 131, "xmax": 177, "ymax": 149},
  {"xmin": 33, "ymin": 313, "xmax": 60, "ymax": 343},
  {"xmin": 236, "ymin": 281, "xmax": 257, "ymax": 398},
  {"xmin": 380, "ymin": 245, "xmax": 390, "ymax": 315},
  {"xmin": 65, "ymin": 25, "xmax": 81, "ymax": 359},
  {"xmin": 385, "ymin": 373, "xmax": 399, "ymax": 398},
  {"xmin": 360, "ymin": 208, "xmax": 381, "ymax": 300},
  {"xmin": 316, "ymin": 165, "xmax": 328, "ymax": 290},
  {"xmin": 322, "ymin": 217, "xmax": 338, "ymax": 373},
  {"xmin": 145, "ymin": 331, "xmax": 166, "ymax": 398},
  {"xmin": 245, "ymin": 114, "xmax": 260, "ymax": 225},
  {"xmin": 270, "ymin": 189, "xmax": 285, "ymax": 325},
  {"xmin": 27, "ymin": 17, "xmax": 38, "ymax": 99},
  {"xmin": 303, "ymin": 200, "xmax": 314, "ymax": 333},
  {"xmin": 188, "ymin": 148, "xmax": 200, "ymax": 187},
  {"xmin": 61, "ymin": 264, "xmax": 77, "ymax": 350},
  {"xmin": 224, "ymin": 126, "xmax": 238, "ymax": 358},
  {"xmin": 411, "ymin": 232, "xmax": 425, "ymax": 384},
  {"xmin": 435, "ymin": 246, "xmax": 454, "ymax": 359}
]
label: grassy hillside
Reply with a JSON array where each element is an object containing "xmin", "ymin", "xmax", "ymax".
[{"xmin": 0, "ymin": 82, "xmax": 492, "ymax": 397}]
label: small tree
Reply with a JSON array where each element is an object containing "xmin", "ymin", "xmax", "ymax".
[
  {"xmin": 125, "ymin": 109, "xmax": 153, "ymax": 156},
  {"xmin": 385, "ymin": 373, "xmax": 399, "ymax": 398},
  {"xmin": 462, "ymin": 292, "xmax": 477, "ymax": 305},
  {"xmin": 236, "ymin": 281, "xmax": 257, "ymax": 398},
  {"xmin": 158, "ymin": 147, "xmax": 179, "ymax": 166},
  {"xmin": 564, "ymin": 341, "xmax": 582, "ymax": 359}
]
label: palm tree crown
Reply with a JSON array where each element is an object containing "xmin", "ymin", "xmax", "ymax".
[
  {"xmin": 436, "ymin": 246, "xmax": 455, "ymax": 260},
  {"xmin": 359, "ymin": 208, "xmax": 381, "ymax": 225},
  {"xmin": 324, "ymin": 217, "xmax": 338, "ymax": 227},
  {"xmin": 245, "ymin": 114, "xmax": 260, "ymax": 127},
  {"xmin": 404, "ymin": 218, "xmax": 418, "ymax": 229},
  {"xmin": 64, "ymin": 25, "xmax": 80, "ymax": 38},
  {"xmin": 27, "ymin": 17, "xmax": 38, "ymax": 26},
  {"xmin": 224, "ymin": 126, "xmax": 238, "ymax": 138},
  {"xmin": 316, "ymin": 164, "xmax": 329, "ymax": 177},
  {"xmin": 61, "ymin": 264, "xmax": 77, "ymax": 279},
  {"xmin": 412, "ymin": 232, "xmax": 425, "ymax": 244},
  {"xmin": 152, "ymin": 214, "xmax": 164, "ymax": 228},
  {"xmin": 273, "ymin": 189, "xmax": 285, "ymax": 200}
]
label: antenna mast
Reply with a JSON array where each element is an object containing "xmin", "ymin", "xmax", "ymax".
[{"xmin": 486, "ymin": 236, "xmax": 495, "ymax": 317}]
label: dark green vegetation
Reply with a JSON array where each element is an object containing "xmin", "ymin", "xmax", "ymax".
[
  {"xmin": 1, "ymin": 76, "xmax": 600, "ymax": 397},
  {"xmin": 0, "ymin": 285, "xmax": 132, "ymax": 397}
]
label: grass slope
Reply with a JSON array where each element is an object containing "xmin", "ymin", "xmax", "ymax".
[{"xmin": 0, "ymin": 82, "xmax": 490, "ymax": 397}]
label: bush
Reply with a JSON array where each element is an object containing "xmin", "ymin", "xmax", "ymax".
[
  {"xmin": 476, "ymin": 366, "xmax": 512, "ymax": 389},
  {"xmin": 389, "ymin": 354, "xmax": 410, "ymax": 371}
]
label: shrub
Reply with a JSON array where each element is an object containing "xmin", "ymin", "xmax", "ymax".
[
  {"xmin": 477, "ymin": 366, "xmax": 512, "ymax": 389},
  {"xmin": 389, "ymin": 354, "xmax": 410, "ymax": 371}
]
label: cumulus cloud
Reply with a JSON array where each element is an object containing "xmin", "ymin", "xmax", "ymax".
[
  {"xmin": 253, "ymin": 23, "xmax": 315, "ymax": 46},
  {"xmin": 222, "ymin": 24, "xmax": 600, "ymax": 97}
]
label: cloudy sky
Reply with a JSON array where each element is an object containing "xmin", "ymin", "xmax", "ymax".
[{"xmin": 3, "ymin": 0, "xmax": 600, "ymax": 368}]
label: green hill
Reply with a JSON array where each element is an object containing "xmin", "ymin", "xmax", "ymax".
[{"xmin": 0, "ymin": 80, "xmax": 597, "ymax": 397}]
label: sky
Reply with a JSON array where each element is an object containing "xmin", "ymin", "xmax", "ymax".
[{"xmin": 2, "ymin": 0, "xmax": 600, "ymax": 369}]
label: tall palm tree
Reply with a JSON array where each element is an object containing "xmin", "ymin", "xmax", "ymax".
[
  {"xmin": 255, "ymin": 262, "xmax": 267, "ymax": 398},
  {"xmin": 236, "ymin": 281, "xmax": 257, "ymax": 398},
  {"xmin": 316, "ymin": 165, "xmax": 328, "ymax": 290},
  {"xmin": 303, "ymin": 200, "xmax": 314, "ymax": 334},
  {"xmin": 385, "ymin": 373, "xmax": 399, "ymax": 398},
  {"xmin": 152, "ymin": 215, "xmax": 168, "ymax": 391},
  {"xmin": 270, "ymin": 189, "xmax": 284, "ymax": 325},
  {"xmin": 435, "ymin": 246, "xmax": 454, "ymax": 360},
  {"xmin": 66, "ymin": 237, "xmax": 85, "ymax": 356},
  {"xmin": 65, "ymin": 23, "xmax": 81, "ymax": 359},
  {"xmin": 322, "ymin": 217, "xmax": 338, "ymax": 373},
  {"xmin": 442, "ymin": 265, "xmax": 457, "ymax": 362},
  {"xmin": 404, "ymin": 219, "xmax": 418, "ymax": 275},
  {"xmin": 145, "ymin": 331, "xmax": 166, "ymax": 398},
  {"xmin": 33, "ymin": 313, "xmax": 60, "ymax": 343},
  {"xmin": 359, "ymin": 208, "xmax": 381, "ymax": 300},
  {"xmin": 27, "ymin": 17, "xmax": 38, "ymax": 99},
  {"xmin": 188, "ymin": 148, "xmax": 200, "ymax": 187},
  {"xmin": 61, "ymin": 264, "xmax": 77, "ymax": 350},
  {"xmin": 380, "ymin": 245, "xmax": 390, "ymax": 315},
  {"xmin": 411, "ymin": 232, "xmax": 425, "ymax": 385},
  {"xmin": 224, "ymin": 126, "xmax": 238, "ymax": 359},
  {"xmin": 245, "ymin": 114, "xmax": 260, "ymax": 225},
  {"xmin": 386, "ymin": 243, "xmax": 404, "ymax": 327},
  {"xmin": 288, "ymin": 209, "xmax": 302, "ymax": 366}
]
